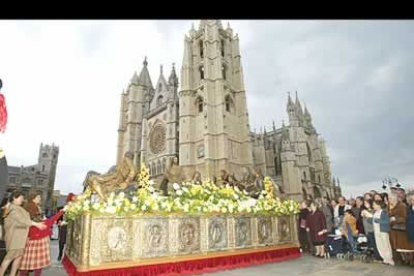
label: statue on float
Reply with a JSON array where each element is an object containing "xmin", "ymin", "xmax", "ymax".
[
  {"xmin": 191, "ymin": 171, "xmax": 202, "ymax": 185},
  {"xmin": 84, "ymin": 151, "xmax": 137, "ymax": 201},
  {"xmin": 159, "ymin": 156, "xmax": 185, "ymax": 195}
]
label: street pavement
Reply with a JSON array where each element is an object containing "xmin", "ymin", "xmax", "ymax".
[{"xmin": 41, "ymin": 241, "xmax": 413, "ymax": 276}]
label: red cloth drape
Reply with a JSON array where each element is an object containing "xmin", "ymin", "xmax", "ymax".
[
  {"xmin": 0, "ymin": 94, "xmax": 7, "ymax": 133},
  {"xmin": 28, "ymin": 209, "xmax": 65, "ymax": 240},
  {"xmin": 63, "ymin": 247, "xmax": 301, "ymax": 276}
]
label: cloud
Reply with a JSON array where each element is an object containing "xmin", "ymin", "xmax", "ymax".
[{"xmin": 1, "ymin": 20, "xmax": 413, "ymax": 197}]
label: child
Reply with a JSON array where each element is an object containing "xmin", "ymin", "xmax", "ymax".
[{"xmin": 341, "ymin": 209, "xmax": 358, "ymax": 249}]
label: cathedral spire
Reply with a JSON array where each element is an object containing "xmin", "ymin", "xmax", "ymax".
[
  {"xmin": 168, "ymin": 62, "xmax": 179, "ymax": 89},
  {"xmin": 295, "ymin": 91, "xmax": 304, "ymax": 125},
  {"xmin": 272, "ymin": 120, "xmax": 276, "ymax": 131},
  {"xmin": 304, "ymin": 104, "xmax": 313, "ymax": 128},
  {"xmin": 287, "ymin": 92, "xmax": 295, "ymax": 113},
  {"xmin": 130, "ymin": 71, "xmax": 139, "ymax": 85},
  {"xmin": 138, "ymin": 57, "xmax": 153, "ymax": 89},
  {"xmin": 156, "ymin": 64, "xmax": 168, "ymax": 92},
  {"xmin": 295, "ymin": 91, "xmax": 304, "ymax": 113}
]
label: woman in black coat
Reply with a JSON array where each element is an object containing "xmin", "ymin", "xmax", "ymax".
[{"xmin": 298, "ymin": 200, "xmax": 311, "ymax": 253}]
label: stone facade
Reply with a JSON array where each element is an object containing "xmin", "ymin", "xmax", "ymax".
[
  {"xmin": 116, "ymin": 20, "xmax": 341, "ymax": 201},
  {"xmin": 6, "ymin": 143, "xmax": 59, "ymax": 215}
]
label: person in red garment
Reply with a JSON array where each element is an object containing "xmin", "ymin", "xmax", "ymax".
[
  {"xmin": 18, "ymin": 192, "xmax": 66, "ymax": 276},
  {"xmin": 306, "ymin": 201, "xmax": 328, "ymax": 258},
  {"xmin": 0, "ymin": 79, "xmax": 7, "ymax": 133}
]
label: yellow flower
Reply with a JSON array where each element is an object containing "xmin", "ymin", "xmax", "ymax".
[
  {"xmin": 220, "ymin": 188, "xmax": 234, "ymax": 196},
  {"xmin": 190, "ymin": 185, "xmax": 202, "ymax": 195}
]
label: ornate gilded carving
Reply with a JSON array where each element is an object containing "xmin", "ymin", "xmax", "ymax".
[
  {"xmin": 257, "ymin": 216, "xmax": 273, "ymax": 245},
  {"xmin": 99, "ymin": 218, "xmax": 134, "ymax": 264},
  {"xmin": 291, "ymin": 215, "xmax": 299, "ymax": 244},
  {"xmin": 278, "ymin": 216, "xmax": 292, "ymax": 243},
  {"xmin": 132, "ymin": 217, "xmax": 141, "ymax": 260},
  {"xmin": 67, "ymin": 217, "xmax": 83, "ymax": 264},
  {"xmin": 200, "ymin": 216, "xmax": 208, "ymax": 252},
  {"xmin": 234, "ymin": 216, "xmax": 252, "ymax": 249},
  {"xmin": 177, "ymin": 217, "xmax": 200, "ymax": 254},
  {"xmin": 89, "ymin": 218, "xmax": 102, "ymax": 266},
  {"xmin": 141, "ymin": 217, "xmax": 169, "ymax": 258},
  {"xmin": 81, "ymin": 214, "xmax": 91, "ymax": 267},
  {"xmin": 107, "ymin": 226, "xmax": 128, "ymax": 250},
  {"xmin": 168, "ymin": 216, "xmax": 179, "ymax": 254},
  {"xmin": 227, "ymin": 216, "xmax": 235, "ymax": 248},
  {"xmin": 251, "ymin": 217, "xmax": 258, "ymax": 246},
  {"xmin": 149, "ymin": 123, "xmax": 166, "ymax": 155},
  {"xmin": 67, "ymin": 213, "xmax": 299, "ymax": 271},
  {"xmin": 207, "ymin": 216, "xmax": 228, "ymax": 251}
]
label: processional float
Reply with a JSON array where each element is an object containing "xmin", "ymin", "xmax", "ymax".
[{"xmin": 63, "ymin": 153, "xmax": 300, "ymax": 276}]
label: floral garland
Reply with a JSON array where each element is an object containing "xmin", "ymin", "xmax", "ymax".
[{"xmin": 65, "ymin": 164, "xmax": 299, "ymax": 221}]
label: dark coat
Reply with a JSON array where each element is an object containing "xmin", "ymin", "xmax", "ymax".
[
  {"xmin": 306, "ymin": 209, "xmax": 327, "ymax": 243},
  {"xmin": 406, "ymin": 205, "xmax": 414, "ymax": 244}
]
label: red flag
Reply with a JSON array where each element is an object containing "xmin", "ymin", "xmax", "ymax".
[{"xmin": 0, "ymin": 93, "xmax": 7, "ymax": 133}]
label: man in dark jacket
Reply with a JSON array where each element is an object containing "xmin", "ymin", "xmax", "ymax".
[{"xmin": 57, "ymin": 206, "xmax": 67, "ymax": 261}]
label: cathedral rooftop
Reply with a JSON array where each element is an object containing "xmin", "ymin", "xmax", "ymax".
[{"xmin": 138, "ymin": 57, "xmax": 153, "ymax": 89}]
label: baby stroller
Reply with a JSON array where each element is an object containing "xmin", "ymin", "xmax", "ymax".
[
  {"xmin": 325, "ymin": 231, "xmax": 354, "ymax": 261},
  {"xmin": 353, "ymin": 234, "xmax": 374, "ymax": 263}
]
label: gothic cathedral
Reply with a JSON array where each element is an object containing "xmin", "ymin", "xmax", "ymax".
[{"xmin": 116, "ymin": 20, "xmax": 342, "ymax": 201}]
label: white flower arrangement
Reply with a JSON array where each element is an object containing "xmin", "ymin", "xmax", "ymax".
[{"xmin": 64, "ymin": 164, "xmax": 299, "ymax": 221}]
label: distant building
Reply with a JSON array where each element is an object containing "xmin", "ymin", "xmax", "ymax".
[
  {"xmin": 6, "ymin": 143, "xmax": 59, "ymax": 215},
  {"xmin": 52, "ymin": 190, "xmax": 67, "ymax": 213}
]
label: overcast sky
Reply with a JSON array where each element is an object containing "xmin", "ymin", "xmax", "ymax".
[{"xmin": 0, "ymin": 20, "xmax": 413, "ymax": 198}]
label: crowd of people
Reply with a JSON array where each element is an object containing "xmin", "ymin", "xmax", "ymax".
[
  {"xmin": 298, "ymin": 186, "xmax": 414, "ymax": 266},
  {"xmin": 0, "ymin": 191, "xmax": 73, "ymax": 276}
]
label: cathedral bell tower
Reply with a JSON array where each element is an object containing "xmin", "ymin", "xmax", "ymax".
[{"xmin": 179, "ymin": 20, "xmax": 253, "ymax": 180}]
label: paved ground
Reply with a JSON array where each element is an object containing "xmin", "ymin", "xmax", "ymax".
[{"xmin": 42, "ymin": 241, "xmax": 413, "ymax": 276}]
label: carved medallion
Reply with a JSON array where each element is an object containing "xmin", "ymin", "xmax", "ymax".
[
  {"xmin": 278, "ymin": 216, "xmax": 292, "ymax": 243},
  {"xmin": 149, "ymin": 124, "xmax": 166, "ymax": 155},
  {"xmin": 208, "ymin": 216, "xmax": 227, "ymax": 250},
  {"xmin": 142, "ymin": 219, "xmax": 169, "ymax": 257},
  {"xmin": 107, "ymin": 226, "xmax": 128, "ymax": 251},
  {"xmin": 235, "ymin": 216, "xmax": 252, "ymax": 248},
  {"xmin": 178, "ymin": 218, "xmax": 200, "ymax": 254},
  {"xmin": 258, "ymin": 217, "xmax": 273, "ymax": 245}
]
